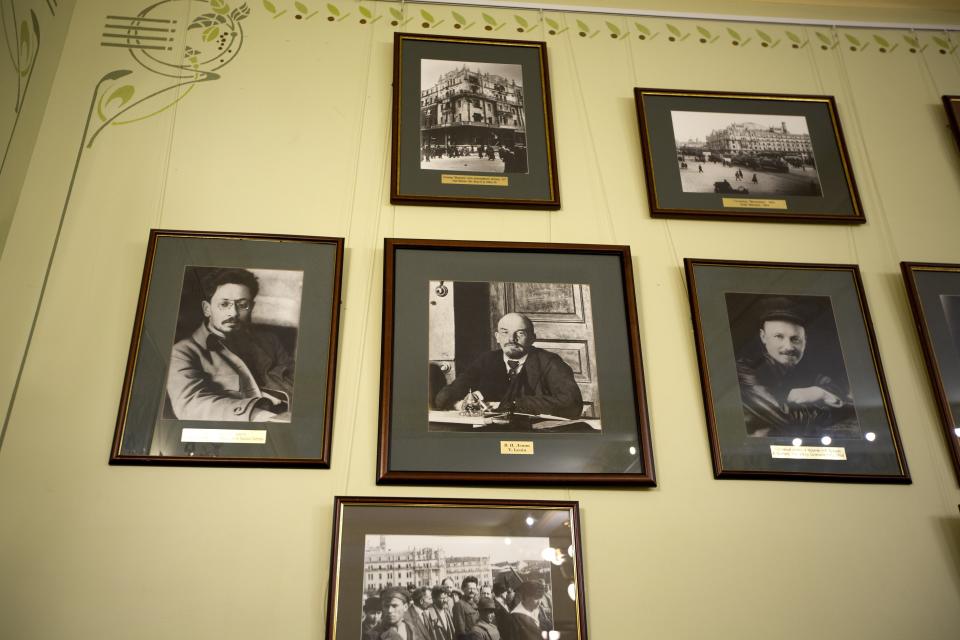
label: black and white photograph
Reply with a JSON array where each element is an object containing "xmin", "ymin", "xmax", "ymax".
[
  {"xmin": 164, "ymin": 266, "xmax": 303, "ymax": 423},
  {"xmin": 725, "ymin": 292, "xmax": 860, "ymax": 440},
  {"xmin": 686, "ymin": 258, "xmax": 908, "ymax": 482},
  {"xmin": 671, "ymin": 111, "xmax": 822, "ymax": 197},
  {"xmin": 391, "ymin": 34, "xmax": 560, "ymax": 208},
  {"xmin": 428, "ymin": 279, "xmax": 601, "ymax": 434},
  {"xmin": 110, "ymin": 230, "xmax": 343, "ymax": 467},
  {"xmin": 901, "ymin": 262, "xmax": 960, "ymax": 485},
  {"xmin": 360, "ymin": 533, "xmax": 555, "ymax": 640},
  {"xmin": 635, "ymin": 89, "xmax": 864, "ymax": 223},
  {"xmin": 420, "ymin": 59, "xmax": 528, "ymax": 174}
]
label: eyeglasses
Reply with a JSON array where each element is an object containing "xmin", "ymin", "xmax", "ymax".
[{"xmin": 215, "ymin": 299, "xmax": 251, "ymax": 311}]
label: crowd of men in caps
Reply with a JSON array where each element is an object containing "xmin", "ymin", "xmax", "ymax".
[{"xmin": 361, "ymin": 575, "xmax": 553, "ymax": 640}]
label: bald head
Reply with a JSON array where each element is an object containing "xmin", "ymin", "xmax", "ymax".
[{"xmin": 496, "ymin": 313, "xmax": 535, "ymax": 359}]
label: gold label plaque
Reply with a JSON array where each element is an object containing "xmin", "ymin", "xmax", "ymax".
[
  {"xmin": 770, "ymin": 445, "xmax": 847, "ymax": 461},
  {"xmin": 722, "ymin": 197, "xmax": 788, "ymax": 210},
  {"xmin": 180, "ymin": 428, "xmax": 267, "ymax": 444},
  {"xmin": 442, "ymin": 174, "xmax": 509, "ymax": 187},
  {"xmin": 500, "ymin": 440, "xmax": 534, "ymax": 455}
]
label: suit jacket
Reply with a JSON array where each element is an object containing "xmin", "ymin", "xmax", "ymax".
[
  {"xmin": 452, "ymin": 600, "xmax": 480, "ymax": 638},
  {"xmin": 166, "ymin": 322, "xmax": 295, "ymax": 421},
  {"xmin": 466, "ymin": 620, "xmax": 501, "ymax": 640},
  {"xmin": 508, "ymin": 612, "xmax": 540, "ymax": 640},
  {"xmin": 434, "ymin": 347, "xmax": 582, "ymax": 419},
  {"xmin": 427, "ymin": 606, "xmax": 454, "ymax": 640},
  {"xmin": 404, "ymin": 605, "xmax": 434, "ymax": 640},
  {"xmin": 363, "ymin": 620, "xmax": 417, "ymax": 640}
]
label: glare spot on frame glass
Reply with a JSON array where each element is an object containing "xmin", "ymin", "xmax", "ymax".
[{"xmin": 792, "ymin": 437, "xmax": 803, "ymax": 447}]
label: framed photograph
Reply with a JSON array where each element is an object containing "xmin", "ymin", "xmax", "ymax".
[
  {"xmin": 325, "ymin": 496, "xmax": 587, "ymax": 640},
  {"xmin": 944, "ymin": 95, "xmax": 960, "ymax": 152},
  {"xmin": 635, "ymin": 88, "xmax": 864, "ymax": 223},
  {"xmin": 685, "ymin": 258, "xmax": 909, "ymax": 482},
  {"xmin": 379, "ymin": 239, "xmax": 655, "ymax": 485},
  {"xmin": 110, "ymin": 229, "xmax": 344, "ymax": 466},
  {"xmin": 390, "ymin": 33, "xmax": 560, "ymax": 209},
  {"xmin": 901, "ymin": 262, "xmax": 960, "ymax": 484}
]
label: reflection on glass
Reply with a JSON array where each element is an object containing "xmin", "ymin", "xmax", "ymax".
[
  {"xmin": 792, "ymin": 437, "xmax": 803, "ymax": 447},
  {"xmin": 567, "ymin": 545, "xmax": 574, "ymax": 558},
  {"xmin": 865, "ymin": 432, "xmax": 877, "ymax": 442},
  {"xmin": 629, "ymin": 446, "xmax": 637, "ymax": 455},
  {"xmin": 954, "ymin": 427, "xmax": 960, "ymax": 438},
  {"xmin": 504, "ymin": 537, "xmax": 512, "ymax": 545},
  {"xmin": 525, "ymin": 516, "xmax": 536, "ymax": 527},
  {"xmin": 821, "ymin": 436, "xmax": 832, "ymax": 445},
  {"xmin": 567, "ymin": 583, "xmax": 576, "ymax": 602}
]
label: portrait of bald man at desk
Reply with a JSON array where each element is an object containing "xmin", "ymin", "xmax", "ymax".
[{"xmin": 433, "ymin": 312, "xmax": 583, "ymax": 419}]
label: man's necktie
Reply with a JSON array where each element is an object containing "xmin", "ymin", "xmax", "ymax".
[{"xmin": 507, "ymin": 359, "xmax": 520, "ymax": 384}]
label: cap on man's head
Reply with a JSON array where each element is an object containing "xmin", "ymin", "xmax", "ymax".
[
  {"xmin": 380, "ymin": 587, "xmax": 410, "ymax": 604},
  {"xmin": 363, "ymin": 596, "xmax": 382, "ymax": 614},
  {"xmin": 477, "ymin": 597, "xmax": 496, "ymax": 611},
  {"xmin": 758, "ymin": 296, "xmax": 807, "ymax": 327}
]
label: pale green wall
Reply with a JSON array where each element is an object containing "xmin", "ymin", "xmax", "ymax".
[
  {"xmin": 1, "ymin": 1, "xmax": 960, "ymax": 639},
  {"xmin": 0, "ymin": 0, "xmax": 75, "ymax": 250}
]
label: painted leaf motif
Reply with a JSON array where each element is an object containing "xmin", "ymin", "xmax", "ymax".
[
  {"xmin": 666, "ymin": 24, "xmax": 682, "ymax": 38},
  {"xmin": 421, "ymin": 9, "xmax": 434, "ymax": 22},
  {"xmin": 546, "ymin": 18, "xmax": 559, "ymax": 30},
  {"xmin": 106, "ymin": 85, "xmax": 135, "ymax": 111},
  {"xmin": 576, "ymin": 19, "xmax": 590, "ymax": 33},
  {"xmin": 635, "ymin": 23, "xmax": 650, "ymax": 36},
  {"xmin": 904, "ymin": 35, "xmax": 919, "ymax": 47},
  {"xmin": 187, "ymin": 13, "xmax": 223, "ymax": 29},
  {"xmin": 873, "ymin": 35, "xmax": 890, "ymax": 47},
  {"xmin": 295, "ymin": 2, "xmax": 309, "ymax": 14},
  {"xmin": 327, "ymin": 4, "xmax": 340, "ymax": 17},
  {"xmin": 359, "ymin": 5, "xmax": 372, "ymax": 18},
  {"xmin": 19, "ymin": 20, "xmax": 30, "ymax": 54},
  {"xmin": 786, "ymin": 31, "xmax": 802, "ymax": 43},
  {"xmin": 482, "ymin": 13, "xmax": 498, "ymax": 26},
  {"xmin": 202, "ymin": 25, "xmax": 220, "ymax": 41},
  {"xmin": 390, "ymin": 7, "xmax": 403, "ymax": 19},
  {"xmin": 606, "ymin": 21, "xmax": 621, "ymax": 36},
  {"xmin": 515, "ymin": 15, "xmax": 528, "ymax": 28},
  {"xmin": 697, "ymin": 26, "xmax": 711, "ymax": 38},
  {"xmin": 933, "ymin": 36, "xmax": 949, "ymax": 48},
  {"xmin": 727, "ymin": 27, "xmax": 742, "ymax": 40},
  {"xmin": 453, "ymin": 11, "xmax": 466, "ymax": 24},
  {"xmin": 816, "ymin": 32, "xmax": 832, "ymax": 45},
  {"xmin": 262, "ymin": 0, "xmax": 277, "ymax": 14},
  {"xmin": 757, "ymin": 30, "xmax": 772, "ymax": 43},
  {"xmin": 211, "ymin": 0, "xmax": 229, "ymax": 15},
  {"xmin": 231, "ymin": 3, "xmax": 250, "ymax": 20},
  {"xmin": 845, "ymin": 34, "xmax": 861, "ymax": 46}
]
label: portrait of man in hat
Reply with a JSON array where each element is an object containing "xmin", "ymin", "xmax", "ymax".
[{"xmin": 726, "ymin": 293, "xmax": 859, "ymax": 438}]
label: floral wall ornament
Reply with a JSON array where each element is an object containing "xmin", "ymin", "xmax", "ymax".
[{"xmin": 1, "ymin": 1, "xmax": 40, "ymax": 174}]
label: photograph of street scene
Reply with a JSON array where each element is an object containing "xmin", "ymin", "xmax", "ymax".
[
  {"xmin": 361, "ymin": 534, "xmax": 557, "ymax": 640},
  {"xmin": 670, "ymin": 111, "xmax": 823, "ymax": 197},
  {"xmin": 420, "ymin": 59, "xmax": 528, "ymax": 174}
]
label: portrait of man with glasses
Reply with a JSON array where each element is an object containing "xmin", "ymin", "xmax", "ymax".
[{"xmin": 164, "ymin": 266, "xmax": 301, "ymax": 423}]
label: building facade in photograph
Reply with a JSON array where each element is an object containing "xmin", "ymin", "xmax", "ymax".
[
  {"xmin": 420, "ymin": 65, "xmax": 525, "ymax": 148},
  {"xmin": 704, "ymin": 121, "xmax": 813, "ymax": 157},
  {"xmin": 363, "ymin": 537, "xmax": 494, "ymax": 593}
]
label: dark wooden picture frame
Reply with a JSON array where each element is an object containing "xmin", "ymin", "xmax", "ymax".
[
  {"xmin": 379, "ymin": 238, "xmax": 655, "ymax": 485},
  {"xmin": 901, "ymin": 262, "xmax": 960, "ymax": 484},
  {"xmin": 685, "ymin": 258, "xmax": 909, "ymax": 482},
  {"xmin": 391, "ymin": 33, "xmax": 560, "ymax": 209},
  {"xmin": 325, "ymin": 496, "xmax": 588, "ymax": 640},
  {"xmin": 110, "ymin": 229, "xmax": 344, "ymax": 467},
  {"xmin": 635, "ymin": 88, "xmax": 864, "ymax": 223},
  {"xmin": 944, "ymin": 95, "xmax": 960, "ymax": 153}
]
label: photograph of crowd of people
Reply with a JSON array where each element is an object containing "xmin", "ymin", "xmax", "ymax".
[
  {"xmin": 361, "ymin": 534, "xmax": 556, "ymax": 640},
  {"xmin": 163, "ymin": 266, "xmax": 302, "ymax": 424},
  {"xmin": 725, "ymin": 292, "xmax": 861, "ymax": 439},
  {"xmin": 419, "ymin": 59, "xmax": 528, "ymax": 174},
  {"xmin": 670, "ymin": 111, "xmax": 823, "ymax": 197}
]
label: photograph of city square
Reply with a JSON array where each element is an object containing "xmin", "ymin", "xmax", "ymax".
[
  {"xmin": 361, "ymin": 533, "xmax": 556, "ymax": 639},
  {"xmin": 670, "ymin": 111, "xmax": 823, "ymax": 197},
  {"xmin": 419, "ymin": 59, "xmax": 528, "ymax": 174}
]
